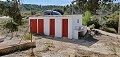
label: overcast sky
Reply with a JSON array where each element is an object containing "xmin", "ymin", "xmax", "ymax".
[{"xmin": 0, "ymin": 0, "xmax": 120, "ymax": 6}]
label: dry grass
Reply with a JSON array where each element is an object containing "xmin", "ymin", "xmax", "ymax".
[
  {"xmin": 42, "ymin": 40, "xmax": 55, "ymax": 52},
  {"xmin": 105, "ymin": 37, "xmax": 120, "ymax": 56}
]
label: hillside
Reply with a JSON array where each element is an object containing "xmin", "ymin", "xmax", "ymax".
[{"xmin": 20, "ymin": 4, "xmax": 64, "ymax": 11}]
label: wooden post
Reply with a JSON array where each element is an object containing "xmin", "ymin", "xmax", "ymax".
[{"xmin": 118, "ymin": 14, "xmax": 120, "ymax": 34}]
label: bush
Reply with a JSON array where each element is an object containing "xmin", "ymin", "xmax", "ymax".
[
  {"xmin": 24, "ymin": 33, "xmax": 32, "ymax": 40},
  {"xmin": 105, "ymin": 18, "xmax": 118, "ymax": 32},
  {"xmin": 82, "ymin": 12, "xmax": 101, "ymax": 29},
  {"xmin": 91, "ymin": 15, "xmax": 101, "ymax": 29},
  {"xmin": 4, "ymin": 22, "xmax": 18, "ymax": 32},
  {"xmin": 82, "ymin": 11, "xmax": 92, "ymax": 26},
  {"xmin": 104, "ymin": 28, "xmax": 117, "ymax": 33},
  {"xmin": 0, "ymin": 24, "xmax": 4, "ymax": 28},
  {"xmin": 101, "ymin": 11, "xmax": 119, "ymax": 32}
]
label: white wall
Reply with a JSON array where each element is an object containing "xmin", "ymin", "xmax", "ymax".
[
  {"xmin": 72, "ymin": 15, "xmax": 82, "ymax": 30},
  {"xmin": 44, "ymin": 18, "xmax": 50, "ymax": 35},
  {"xmin": 55, "ymin": 18, "xmax": 62, "ymax": 37},
  {"xmin": 68, "ymin": 18, "xmax": 73, "ymax": 39},
  {"xmin": 73, "ymin": 30, "xmax": 79, "ymax": 39},
  {"xmin": 72, "ymin": 15, "xmax": 82, "ymax": 39}
]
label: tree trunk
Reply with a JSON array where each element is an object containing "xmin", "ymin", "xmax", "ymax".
[{"xmin": 118, "ymin": 14, "xmax": 120, "ymax": 34}]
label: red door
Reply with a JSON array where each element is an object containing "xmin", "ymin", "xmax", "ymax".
[
  {"xmin": 38, "ymin": 19, "xmax": 44, "ymax": 34},
  {"xmin": 62, "ymin": 19, "xmax": 68, "ymax": 37},
  {"xmin": 50, "ymin": 19, "xmax": 55, "ymax": 36},
  {"xmin": 30, "ymin": 19, "xmax": 37, "ymax": 33}
]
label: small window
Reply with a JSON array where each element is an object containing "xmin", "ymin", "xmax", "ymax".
[{"xmin": 77, "ymin": 19, "xmax": 79, "ymax": 23}]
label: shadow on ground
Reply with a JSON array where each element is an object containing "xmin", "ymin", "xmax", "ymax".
[{"xmin": 34, "ymin": 33, "xmax": 98, "ymax": 47}]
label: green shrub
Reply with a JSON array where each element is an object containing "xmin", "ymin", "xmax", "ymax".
[
  {"xmin": 4, "ymin": 22, "xmax": 18, "ymax": 32},
  {"xmin": 105, "ymin": 28, "xmax": 117, "ymax": 33},
  {"xmin": 100, "ymin": 11, "xmax": 119, "ymax": 32},
  {"xmin": 0, "ymin": 24, "xmax": 4, "ymax": 28},
  {"xmin": 24, "ymin": 33, "xmax": 32, "ymax": 40},
  {"xmin": 90, "ymin": 15, "xmax": 101, "ymax": 29},
  {"xmin": 82, "ymin": 11, "xmax": 92, "ymax": 26},
  {"xmin": 105, "ymin": 19, "xmax": 118, "ymax": 32}
]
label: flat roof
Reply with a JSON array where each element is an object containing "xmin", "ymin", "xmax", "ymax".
[{"xmin": 29, "ymin": 15, "xmax": 82, "ymax": 18}]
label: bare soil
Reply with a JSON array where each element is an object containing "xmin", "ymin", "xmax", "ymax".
[{"xmin": 1, "ymin": 34, "xmax": 120, "ymax": 57}]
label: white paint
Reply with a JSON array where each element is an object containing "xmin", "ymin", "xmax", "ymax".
[
  {"xmin": 72, "ymin": 15, "xmax": 83, "ymax": 39},
  {"xmin": 68, "ymin": 18, "xmax": 73, "ymax": 39},
  {"xmin": 29, "ymin": 15, "xmax": 87, "ymax": 39},
  {"xmin": 55, "ymin": 18, "xmax": 62, "ymax": 37},
  {"xmin": 44, "ymin": 18, "xmax": 50, "ymax": 35},
  {"xmin": 28, "ymin": 17, "xmax": 30, "ymax": 32},
  {"xmin": 73, "ymin": 30, "xmax": 79, "ymax": 39}
]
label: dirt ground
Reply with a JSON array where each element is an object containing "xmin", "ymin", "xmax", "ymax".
[{"xmin": 1, "ymin": 34, "xmax": 120, "ymax": 57}]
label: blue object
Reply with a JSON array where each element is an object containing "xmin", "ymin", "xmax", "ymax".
[{"xmin": 44, "ymin": 10, "xmax": 61, "ymax": 15}]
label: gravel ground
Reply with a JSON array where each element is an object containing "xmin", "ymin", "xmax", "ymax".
[{"xmin": 1, "ymin": 34, "xmax": 120, "ymax": 57}]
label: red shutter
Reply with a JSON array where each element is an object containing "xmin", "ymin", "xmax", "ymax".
[
  {"xmin": 38, "ymin": 19, "xmax": 44, "ymax": 34},
  {"xmin": 30, "ymin": 19, "xmax": 37, "ymax": 33},
  {"xmin": 50, "ymin": 19, "xmax": 55, "ymax": 36},
  {"xmin": 62, "ymin": 19, "xmax": 68, "ymax": 37}
]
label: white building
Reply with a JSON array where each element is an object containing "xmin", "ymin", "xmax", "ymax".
[{"xmin": 29, "ymin": 15, "xmax": 87, "ymax": 39}]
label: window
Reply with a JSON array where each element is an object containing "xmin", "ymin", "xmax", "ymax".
[{"xmin": 77, "ymin": 19, "xmax": 79, "ymax": 23}]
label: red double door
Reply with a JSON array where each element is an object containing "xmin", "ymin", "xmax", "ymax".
[
  {"xmin": 62, "ymin": 19, "xmax": 68, "ymax": 37},
  {"xmin": 38, "ymin": 19, "xmax": 44, "ymax": 34},
  {"xmin": 30, "ymin": 19, "xmax": 44, "ymax": 34}
]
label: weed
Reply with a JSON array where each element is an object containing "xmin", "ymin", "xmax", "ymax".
[
  {"xmin": 24, "ymin": 33, "xmax": 32, "ymax": 40},
  {"xmin": 42, "ymin": 41, "xmax": 54, "ymax": 52}
]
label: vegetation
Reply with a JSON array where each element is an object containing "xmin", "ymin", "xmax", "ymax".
[
  {"xmin": 4, "ymin": 21, "xmax": 18, "ymax": 32},
  {"xmin": 0, "ymin": 0, "xmax": 22, "ymax": 25},
  {"xmin": 88, "ymin": 24, "xmax": 95, "ymax": 29},
  {"xmin": 0, "ymin": 0, "xmax": 23, "ymax": 39},
  {"xmin": 87, "ymin": 11, "xmax": 119, "ymax": 33},
  {"xmin": 82, "ymin": 11, "xmax": 92, "ymax": 26},
  {"xmin": 24, "ymin": 33, "xmax": 32, "ymax": 40},
  {"xmin": 75, "ymin": 0, "xmax": 118, "ymax": 14},
  {"xmin": 42, "ymin": 41, "xmax": 54, "ymax": 52},
  {"xmin": 77, "ymin": 0, "xmax": 119, "ymax": 33}
]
